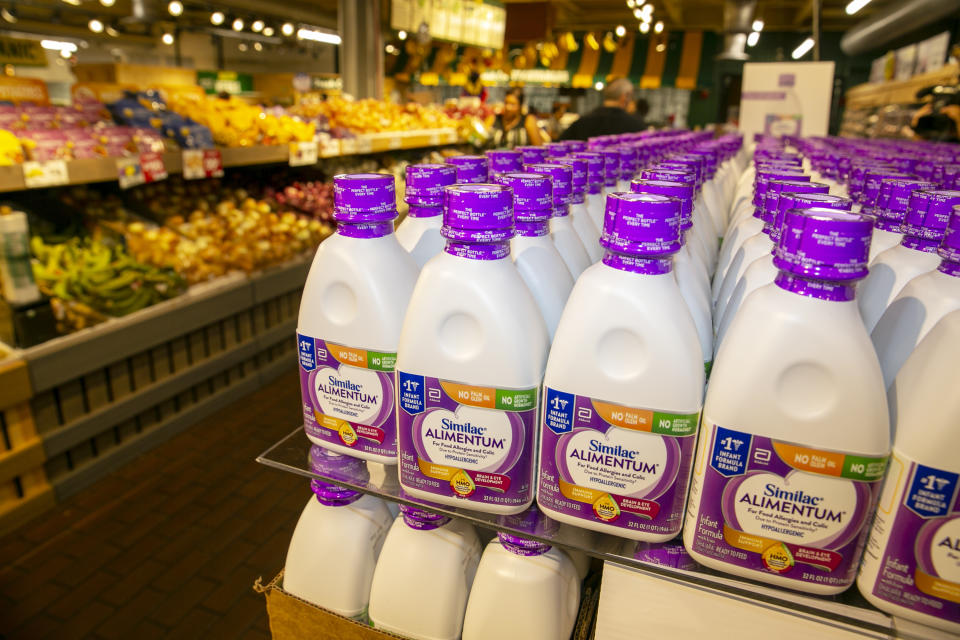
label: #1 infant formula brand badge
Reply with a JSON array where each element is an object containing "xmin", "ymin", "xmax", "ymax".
[
  {"xmin": 688, "ymin": 422, "xmax": 888, "ymax": 587},
  {"xmin": 297, "ymin": 333, "xmax": 397, "ymax": 458},
  {"xmin": 397, "ymin": 372, "xmax": 538, "ymax": 508},
  {"xmin": 538, "ymin": 387, "xmax": 700, "ymax": 536}
]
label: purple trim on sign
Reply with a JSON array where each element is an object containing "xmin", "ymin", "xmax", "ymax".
[
  {"xmin": 742, "ymin": 91, "xmax": 786, "ymax": 100},
  {"xmin": 445, "ymin": 241, "xmax": 511, "ymax": 260},
  {"xmin": 938, "ymin": 260, "xmax": 960, "ymax": 277},
  {"xmin": 774, "ymin": 272, "xmax": 856, "ymax": 302},
  {"xmin": 337, "ymin": 221, "xmax": 394, "ymax": 238},
  {"xmin": 602, "ymin": 251, "xmax": 673, "ymax": 275}
]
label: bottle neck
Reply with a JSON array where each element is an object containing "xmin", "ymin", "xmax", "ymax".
[
  {"xmin": 337, "ymin": 220, "xmax": 394, "ymax": 239},
  {"xmin": 588, "ymin": 183, "xmax": 603, "ymax": 195},
  {"xmin": 570, "ymin": 190, "xmax": 586, "ymax": 205},
  {"xmin": 310, "ymin": 478, "xmax": 363, "ymax": 507},
  {"xmin": 553, "ymin": 204, "xmax": 570, "ymax": 218},
  {"xmin": 774, "ymin": 271, "xmax": 856, "ymax": 302},
  {"xmin": 445, "ymin": 241, "xmax": 511, "ymax": 260},
  {"xmin": 400, "ymin": 505, "xmax": 451, "ymax": 530},
  {"xmin": 901, "ymin": 234, "xmax": 940, "ymax": 253},
  {"xmin": 514, "ymin": 219, "xmax": 550, "ymax": 237},
  {"xmin": 406, "ymin": 204, "xmax": 442, "ymax": 218},
  {"xmin": 602, "ymin": 250, "xmax": 673, "ymax": 275},
  {"xmin": 873, "ymin": 216, "xmax": 902, "ymax": 233},
  {"xmin": 497, "ymin": 532, "xmax": 552, "ymax": 556}
]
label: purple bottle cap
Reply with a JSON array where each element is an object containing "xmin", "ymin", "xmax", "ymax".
[
  {"xmin": 442, "ymin": 184, "xmax": 514, "ymax": 243},
  {"xmin": 632, "ymin": 541, "xmax": 699, "ymax": 570},
  {"xmin": 307, "ymin": 447, "xmax": 366, "ymax": 506},
  {"xmin": 771, "ymin": 192, "xmax": 853, "ymax": 243},
  {"xmin": 618, "ymin": 145, "xmax": 639, "ymax": 179},
  {"xmin": 876, "ymin": 179, "xmax": 938, "ymax": 223},
  {"xmin": 517, "ymin": 145, "xmax": 548, "ymax": 164},
  {"xmin": 572, "ymin": 151, "xmax": 605, "ymax": 192},
  {"xmin": 601, "ymin": 149, "xmax": 620, "ymax": 186},
  {"xmin": 774, "ymin": 208, "xmax": 873, "ymax": 281},
  {"xmin": 763, "ymin": 179, "xmax": 826, "ymax": 223},
  {"xmin": 495, "ymin": 172, "xmax": 553, "ymax": 221},
  {"xmin": 566, "ymin": 140, "xmax": 587, "ymax": 152},
  {"xmin": 630, "ymin": 178, "xmax": 694, "ymax": 228},
  {"xmin": 641, "ymin": 168, "xmax": 696, "ymax": 187},
  {"xmin": 405, "ymin": 164, "xmax": 457, "ymax": 206},
  {"xmin": 545, "ymin": 141, "xmax": 569, "ymax": 158},
  {"xmin": 497, "ymin": 533, "xmax": 552, "ymax": 556},
  {"xmin": 753, "ymin": 169, "xmax": 807, "ymax": 207},
  {"xmin": 903, "ymin": 190, "xmax": 960, "ymax": 240},
  {"xmin": 496, "ymin": 504, "xmax": 557, "ymax": 556},
  {"xmin": 601, "ymin": 193, "xmax": 682, "ymax": 257},
  {"xmin": 486, "ymin": 149, "xmax": 524, "ymax": 176},
  {"xmin": 333, "ymin": 173, "xmax": 397, "ymax": 222},
  {"xmin": 446, "ymin": 155, "xmax": 490, "ymax": 183},
  {"xmin": 399, "ymin": 503, "xmax": 451, "ymax": 531},
  {"xmin": 526, "ymin": 162, "xmax": 573, "ymax": 205},
  {"xmin": 559, "ymin": 156, "xmax": 588, "ymax": 200},
  {"xmin": 863, "ymin": 170, "xmax": 912, "ymax": 208},
  {"xmin": 939, "ymin": 205, "xmax": 960, "ymax": 262}
]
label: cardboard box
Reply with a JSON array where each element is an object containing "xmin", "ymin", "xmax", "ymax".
[{"xmin": 256, "ymin": 568, "xmax": 601, "ymax": 640}]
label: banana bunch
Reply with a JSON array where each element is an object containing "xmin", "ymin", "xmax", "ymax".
[{"xmin": 31, "ymin": 237, "xmax": 186, "ymax": 319}]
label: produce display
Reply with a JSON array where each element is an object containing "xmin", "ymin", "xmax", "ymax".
[
  {"xmin": 263, "ymin": 180, "xmax": 334, "ymax": 224},
  {"xmin": 30, "ymin": 236, "xmax": 186, "ymax": 328},
  {"xmin": 289, "ymin": 96, "xmax": 456, "ymax": 135},
  {"xmin": 108, "ymin": 91, "xmax": 215, "ymax": 150},
  {"xmin": 165, "ymin": 93, "xmax": 315, "ymax": 147}
]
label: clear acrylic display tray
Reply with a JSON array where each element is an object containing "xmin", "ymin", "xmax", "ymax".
[{"xmin": 258, "ymin": 427, "xmax": 933, "ymax": 639}]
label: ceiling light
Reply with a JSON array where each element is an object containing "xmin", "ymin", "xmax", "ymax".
[
  {"xmin": 792, "ymin": 36, "xmax": 814, "ymax": 59},
  {"xmin": 385, "ymin": 44, "xmax": 396, "ymax": 54},
  {"xmin": 210, "ymin": 10, "xmax": 224, "ymax": 25},
  {"xmin": 297, "ymin": 28, "xmax": 341, "ymax": 44},
  {"xmin": 752, "ymin": 19, "xmax": 764, "ymax": 32},
  {"xmin": 251, "ymin": 19, "xmax": 264, "ymax": 32},
  {"xmin": 167, "ymin": 0, "xmax": 182, "ymax": 16},
  {"xmin": 594, "ymin": 81, "xmax": 604, "ymax": 91},
  {"xmin": 105, "ymin": 24, "xmax": 119, "ymax": 36},
  {"xmin": 255, "ymin": 42, "xmax": 264, "ymax": 51},
  {"xmin": 41, "ymin": 39, "xmax": 77, "ymax": 52},
  {"xmin": 161, "ymin": 32, "xmax": 174, "ymax": 45},
  {"xmin": 262, "ymin": 26, "xmax": 274, "ymax": 36},
  {"xmin": 640, "ymin": 4, "xmax": 653, "ymax": 17},
  {"xmin": 639, "ymin": 21, "xmax": 649, "ymax": 34},
  {"xmin": 281, "ymin": 22, "xmax": 294, "ymax": 36},
  {"xmin": 615, "ymin": 25, "xmax": 626, "ymax": 37},
  {"xmin": 0, "ymin": 6, "xmax": 15, "ymax": 22},
  {"xmin": 747, "ymin": 31, "xmax": 760, "ymax": 47},
  {"xmin": 845, "ymin": 0, "xmax": 872, "ymax": 14},
  {"xmin": 99, "ymin": 0, "xmax": 115, "ymax": 6},
  {"xmin": 633, "ymin": 7, "xmax": 642, "ymax": 18},
  {"xmin": 88, "ymin": 18, "xmax": 104, "ymax": 33},
  {"xmin": 398, "ymin": 29, "xmax": 407, "ymax": 40},
  {"xmin": 238, "ymin": 42, "xmax": 247, "ymax": 51},
  {"xmin": 656, "ymin": 43, "xmax": 665, "ymax": 52},
  {"xmin": 60, "ymin": 48, "xmax": 72, "ymax": 58},
  {"xmin": 654, "ymin": 20, "xmax": 664, "ymax": 33},
  {"xmin": 627, "ymin": 0, "xmax": 636, "ymax": 7},
  {"xmin": 641, "ymin": 13, "xmax": 652, "ymax": 23},
  {"xmin": 232, "ymin": 17, "xmax": 243, "ymax": 31}
]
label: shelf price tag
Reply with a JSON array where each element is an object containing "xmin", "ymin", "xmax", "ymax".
[
  {"xmin": 319, "ymin": 137, "xmax": 340, "ymax": 157},
  {"xmin": 289, "ymin": 140, "xmax": 318, "ymax": 166},
  {"xmin": 117, "ymin": 152, "xmax": 168, "ymax": 189},
  {"xmin": 182, "ymin": 149, "xmax": 224, "ymax": 180},
  {"xmin": 22, "ymin": 160, "xmax": 69, "ymax": 188}
]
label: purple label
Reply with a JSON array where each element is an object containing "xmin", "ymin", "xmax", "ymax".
[
  {"xmin": 298, "ymin": 332, "xmax": 397, "ymax": 459},
  {"xmin": 397, "ymin": 372, "xmax": 538, "ymax": 509},
  {"xmin": 537, "ymin": 387, "xmax": 700, "ymax": 537},
  {"xmin": 863, "ymin": 455, "xmax": 960, "ymax": 624},
  {"xmin": 687, "ymin": 422, "xmax": 887, "ymax": 588}
]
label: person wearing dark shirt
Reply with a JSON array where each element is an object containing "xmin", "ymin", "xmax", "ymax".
[{"xmin": 559, "ymin": 78, "xmax": 645, "ymax": 141}]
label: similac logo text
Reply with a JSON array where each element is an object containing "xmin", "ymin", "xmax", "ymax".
[
  {"xmin": 568, "ymin": 439, "xmax": 660, "ymax": 474},
  {"xmin": 738, "ymin": 484, "xmax": 845, "ymax": 523},
  {"xmin": 317, "ymin": 376, "xmax": 380, "ymax": 404},
  {"xmin": 423, "ymin": 419, "xmax": 506, "ymax": 449}
]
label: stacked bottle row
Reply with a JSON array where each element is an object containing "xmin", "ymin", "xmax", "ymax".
[{"xmin": 706, "ymin": 135, "xmax": 960, "ymax": 633}]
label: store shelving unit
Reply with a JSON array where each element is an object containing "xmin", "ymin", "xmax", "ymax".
[
  {"xmin": 0, "ymin": 128, "xmax": 460, "ymax": 193},
  {"xmin": 258, "ymin": 427, "xmax": 943, "ymax": 640}
]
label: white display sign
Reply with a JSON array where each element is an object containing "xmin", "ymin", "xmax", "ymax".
[{"xmin": 739, "ymin": 62, "xmax": 835, "ymax": 140}]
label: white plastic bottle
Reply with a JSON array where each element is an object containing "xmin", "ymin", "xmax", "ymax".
[
  {"xmin": 857, "ymin": 309, "xmax": 960, "ymax": 634},
  {"xmin": 872, "ymin": 200, "xmax": 960, "ymax": 389},
  {"xmin": 630, "ymin": 178, "xmax": 713, "ymax": 376},
  {"xmin": 283, "ymin": 447, "xmax": 392, "ymax": 619},
  {"xmin": 396, "ymin": 164, "xmax": 458, "ymax": 267},
  {"xmin": 447, "ymin": 154, "xmax": 489, "ymax": 184},
  {"xmin": 526, "ymin": 163, "xmax": 592, "ymax": 279},
  {"xmin": 573, "ymin": 151, "xmax": 609, "ymax": 232},
  {"xmin": 485, "ymin": 149, "xmax": 523, "ymax": 179},
  {"xmin": 538, "ymin": 193, "xmax": 704, "ymax": 541},
  {"xmin": 462, "ymin": 506, "xmax": 581, "ymax": 640},
  {"xmin": 715, "ymin": 192, "xmax": 852, "ymax": 351},
  {"xmin": 859, "ymin": 190, "xmax": 958, "ymax": 333},
  {"xmin": 496, "ymin": 171, "xmax": 574, "ymax": 340},
  {"xmin": 684, "ymin": 208, "xmax": 890, "ymax": 594},
  {"xmin": 298, "ymin": 173, "xmax": 419, "ymax": 463},
  {"xmin": 368, "ymin": 504, "xmax": 482, "ymax": 639},
  {"xmin": 560, "ymin": 156, "xmax": 603, "ymax": 262},
  {"xmin": 396, "ymin": 184, "xmax": 550, "ymax": 514}
]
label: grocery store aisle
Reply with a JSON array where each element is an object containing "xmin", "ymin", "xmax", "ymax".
[{"xmin": 0, "ymin": 370, "xmax": 306, "ymax": 640}]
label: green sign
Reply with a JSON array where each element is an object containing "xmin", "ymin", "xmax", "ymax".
[{"xmin": 196, "ymin": 70, "xmax": 254, "ymax": 95}]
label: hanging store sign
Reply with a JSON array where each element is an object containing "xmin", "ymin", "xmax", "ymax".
[
  {"xmin": 0, "ymin": 37, "xmax": 47, "ymax": 67},
  {"xmin": 509, "ymin": 69, "xmax": 570, "ymax": 84},
  {"xmin": 197, "ymin": 70, "xmax": 254, "ymax": 95}
]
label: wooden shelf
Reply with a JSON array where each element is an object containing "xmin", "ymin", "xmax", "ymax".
[
  {"xmin": 0, "ymin": 128, "xmax": 461, "ymax": 194},
  {"xmin": 845, "ymin": 64, "xmax": 959, "ymax": 110}
]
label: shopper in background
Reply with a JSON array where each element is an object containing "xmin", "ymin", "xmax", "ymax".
[
  {"xmin": 559, "ymin": 78, "xmax": 644, "ymax": 141},
  {"xmin": 545, "ymin": 100, "xmax": 570, "ymax": 140},
  {"xmin": 631, "ymin": 97, "xmax": 650, "ymax": 128},
  {"xmin": 490, "ymin": 87, "xmax": 544, "ymax": 148}
]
